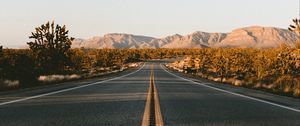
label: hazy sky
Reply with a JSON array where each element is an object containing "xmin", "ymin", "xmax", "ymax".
[{"xmin": 0, "ymin": 0, "xmax": 298, "ymax": 47}]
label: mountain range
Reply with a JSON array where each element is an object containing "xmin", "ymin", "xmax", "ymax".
[{"xmin": 72, "ymin": 26, "xmax": 299, "ymax": 49}]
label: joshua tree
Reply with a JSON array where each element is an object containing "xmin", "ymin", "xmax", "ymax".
[
  {"xmin": 0, "ymin": 46, "xmax": 3, "ymax": 80},
  {"xmin": 289, "ymin": 19, "xmax": 300, "ymax": 48},
  {"xmin": 288, "ymin": 18, "xmax": 300, "ymax": 35},
  {"xmin": 0, "ymin": 45, "xmax": 2, "ymax": 54},
  {"xmin": 27, "ymin": 21, "xmax": 74, "ymax": 74}
]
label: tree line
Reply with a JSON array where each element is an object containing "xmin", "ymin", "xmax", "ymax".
[{"xmin": 0, "ymin": 47, "xmax": 201, "ymax": 89}]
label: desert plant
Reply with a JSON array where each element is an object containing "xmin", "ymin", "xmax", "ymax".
[
  {"xmin": 0, "ymin": 45, "xmax": 2, "ymax": 59},
  {"xmin": 288, "ymin": 18, "xmax": 300, "ymax": 49},
  {"xmin": 67, "ymin": 49, "xmax": 94, "ymax": 72},
  {"xmin": 288, "ymin": 18, "xmax": 300, "ymax": 35},
  {"xmin": 27, "ymin": 21, "xmax": 74, "ymax": 74},
  {"xmin": 0, "ymin": 49, "xmax": 36, "ymax": 88},
  {"xmin": 0, "ymin": 45, "xmax": 3, "ymax": 80}
]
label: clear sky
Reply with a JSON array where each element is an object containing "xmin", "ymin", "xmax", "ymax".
[{"xmin": 0, "ymin": 0, "xmax": 298, "ymax": 47}]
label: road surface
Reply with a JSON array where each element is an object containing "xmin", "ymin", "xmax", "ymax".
[{"xmin": 0, "ymin": 62, "xmax": 299, "ymax": 126}]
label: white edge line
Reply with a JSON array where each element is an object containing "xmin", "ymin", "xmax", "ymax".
[
  {"xmin": 160, "ymin": 64, "xmax": 300, "ymax": 113},
  {"xmin": 0, "ymin": 63, "xmax": 146, "ymax": 106}
]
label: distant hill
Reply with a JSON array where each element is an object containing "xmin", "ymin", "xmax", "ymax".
[
  {"xmin": 72, "ymin": 26, "xmax": 299, "ymax": 49},
  {"xmin": 215, "ymin": 26, "xmax": 298, "ymax": 48},
  {"xmin": 72, "ymin": 33, "xmax": 156, "ymax": 49}
]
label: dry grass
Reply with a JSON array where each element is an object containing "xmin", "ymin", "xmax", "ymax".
[
  {"xmin": 0, "ymin": 79, "xmax": 19, "ymax": 90},
  {"xmin": 273, "ymin": 75, "xmax": 300, "ymax": 97}
]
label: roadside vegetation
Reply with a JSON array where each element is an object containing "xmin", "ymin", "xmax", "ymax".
[
  {"xmin": 166, "ymin": 47, "xmax": 300, "ymax": 97},
  {"xmin": 0, "ymin": 22, "xmax": 148, "ymax": 90},
  {"xmin": 0, "ymin": 46, "xmax": 197, "ymax": 90},
  {"xmin": 166, "ymin": 19, "xmax": 300, "ymax": 98}
]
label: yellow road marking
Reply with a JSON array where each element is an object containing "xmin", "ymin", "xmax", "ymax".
[
  {"xmin": 141, "ymin": 74, "xmax": 152, "ymax": 126},
  {"xmin": 141, "ymin": 65, "xmax": 164, "ymax": 126},
  {"xmin": 152, "ymin": 70, "xmax": 164, "ymax": 126}
]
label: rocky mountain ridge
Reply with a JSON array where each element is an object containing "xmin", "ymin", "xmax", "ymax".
[{"xmin": 72, "ymin": 26, "xmax": 299, "ymax": 49}]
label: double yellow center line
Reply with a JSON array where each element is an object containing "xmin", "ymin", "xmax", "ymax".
[{"xmin": 141, "ymin": 65, "xmax": 164, "ymax": 126}]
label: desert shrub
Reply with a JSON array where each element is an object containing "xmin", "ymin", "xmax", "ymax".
[{"xmin": 0, "ymin": 49, "xmax": 36, "ymax": 88}]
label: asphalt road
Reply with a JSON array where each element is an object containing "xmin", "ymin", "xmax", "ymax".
[{"xmin": 0, "ymin": 62, "xmax": 299, "ymax": 126}]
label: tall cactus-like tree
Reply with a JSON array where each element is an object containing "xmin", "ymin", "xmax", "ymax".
[
  {"xmin": 27, "ymin": 21, "xmax": 74, "ymax": 74},
  {"xmin": 0, "ymin": 45, "xmax": 2, "ymax": 54},
  {"xmin": 288, "ymin": 18, "xmax": 300, "ymax": 35},
  {"xmin": 289, "ymin": 18, "xmax": 300, "ymax": 49},
  {"xmin": 0, "ymin": 45, "xmax": 2, "ymax": 79}
]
